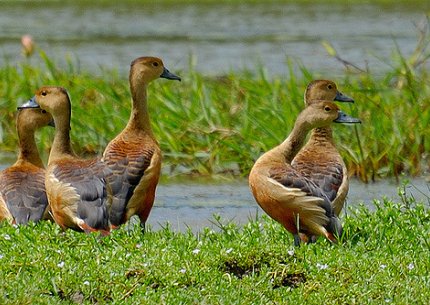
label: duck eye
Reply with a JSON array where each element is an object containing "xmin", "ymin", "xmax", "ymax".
[
  {"xmin": 324, "ymin": 106, "xmax": 331, "ymax": 112},
  {"xmin": 41, "ymin": 110, "xmax": 47, "ymax": 114},
  {"xmin": 327, "ymin": 84, "xmax": 333, "ymax": 90},
  {"xmin": 41, "ymin": 91, "xmax": 47, "ymax": 96},
  {"xmin": 152, "ymin": 62, "xmax": 159, "ymax": 67}
]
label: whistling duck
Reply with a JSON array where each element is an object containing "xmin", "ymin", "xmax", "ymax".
[
  {"xmin": 249, "ymin": 101, "xmax": 360, "ymax": 246},
  {"xmin": 102, "ymin": 56, "xmax": 180, "ymax": 230},
  {"xmin": 19, "ymin": 87, "xmax": 111, "ymax": 234},
  {"xmin": 293, "ymin": 80, "xmax": 354, "ymax": 216},
  {"xmin": 0, "ymin": 107, "xmax": 53, "ymax": 224}
]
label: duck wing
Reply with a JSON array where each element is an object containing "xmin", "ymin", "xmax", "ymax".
[
  {"xmin": 0, "ymin": 166, "xmax": 48, "ymax": 224},
  {"xmin": 50, "ymin": 158, "xmax": 110, "ymax": 231},
  {"xmin": 292, "ymin": 158, "xmax": 344, "ymax": 203},
  {"xmin": 102, "ymin": 137, "xmax": 160, "ymax": 226},
  {"xmin": 266, "ymin": 166, "xmax": 341, "ymax": 238}
]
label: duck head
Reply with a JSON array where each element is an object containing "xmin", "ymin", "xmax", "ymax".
[
  {"xmin": 129, "ymin": 56, "xmax": 181, "ymax": 86},
  {"xmin": 305, "ymin": 80, "xmax": 354, "ymax": 105},
  {"xmin": 297, "ymin": 101, "xmax": 360, "ymax": 130},
  {"xmin": 19, "ymin": 86, "xmax": 71, "ymax": 125},
  {"xmin": 16, "ymin": 107, "xmax": 54, "ymax": 132}
]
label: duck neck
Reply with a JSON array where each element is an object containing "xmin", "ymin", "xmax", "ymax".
[
  {"xmin": 16, "ymin": 126, "xmax": 44, "ymax": 168},
  {"xmin": 126, "ymin": 82, "xmax": 153, "ymax": 135},
  {"xmin": 260, "ymin": 120, "xmax": 311, "ymax": 165},
  {"xmin": 48, "ymin": 112, "xmax": 75, "ymax": 164},
  {"xmin": 308, "ymin": 126, "xmax": 335, "ymax": 145},
  {"xmin": 278, "ymin": 123, "xmax": 311, "ymax": 163}
]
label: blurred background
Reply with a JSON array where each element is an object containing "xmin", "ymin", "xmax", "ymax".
[
  {"xmin": 1, "ymin": 1, "xmax": 430, "ymax": 77},
  {"xmin": 1, "ymin": 1, "xmax": 430, "ymax": 229}
]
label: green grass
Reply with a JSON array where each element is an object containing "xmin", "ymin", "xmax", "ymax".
[
  {"xmin": 1, "ymin": 37, "xmax": 429, "ymax": 182},
  {"xmin": 0, "ymin": 193, "xmax": 429, "ymax": 304}
]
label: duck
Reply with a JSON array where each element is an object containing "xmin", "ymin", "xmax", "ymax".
[
  {"xmin": 102, "ymin": 56, "xmax": 181, "ymax": 231},
  {"xmin": 0, "ymin": 107, "xmax": 53, "ymax": 224},
  {"xmin": 249, "ymin": 101, "xmax": 360, "ymax": 246},
  {"xmin": 292, "ymin": 80, "xmax": 355, "ymax": 216},
  {"xmin": 19, "ymin": 86, "xmax": 111, "ymax": 234}
]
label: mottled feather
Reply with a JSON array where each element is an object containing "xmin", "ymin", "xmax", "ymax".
[
  {"xmin": 291, "ymin": 127, "xmax": 348, "ymax": 215},
  {"xmin": 103, "ymin": 136, "xmax": 159, "ymax": 226},
  {"xmin": 49, "ymin": 158, "xmax": 110, "ymax": 231},
  {"xmin": 0, "ymin": 164, "xmax": 48, "ymax": 224}
]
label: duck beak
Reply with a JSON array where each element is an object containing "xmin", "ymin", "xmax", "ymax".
[
  {"xmin": 160, "ymin": 67, "xmax": 181, "ymax": 81},
  {"xmin": 334, "ymin": 91, "xmax": 354, "ymax": 103},
  {"xmin": 334, "ymin": 111, "xmax": 361, "ymax": 123},
  {"xmin": 17, "ymin": 96, "xmax": 40, "ymax": 109}
]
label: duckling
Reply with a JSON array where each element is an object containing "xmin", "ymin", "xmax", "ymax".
[
  {"xmin": 19, "ymin": 87, "xmax": 111, "ymax": 234},
  {"xmin": 249, "ymin": 101, "xmax": 360, "ymax": 246},
  {"xmin": 0, "ymin": 107, "xmax": 53, "ymax": 224},
  {"xmin": 102, "ymin": 56, "xmax": 180, "ymax": 231},
  {"xmin": 293, "ymin": 80, "xmax": 355, "ymax": 216}
]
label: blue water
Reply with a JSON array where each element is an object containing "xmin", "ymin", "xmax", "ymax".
[
  {"xmin": 148, "ymin": 178, "xmax": 429, "ymax": 232},
  {"xmin": 1, "ymin": 2, "xmax": 429, "ymax": 76},
  {"xmin": 1, "ymin": 159, "xmax": 428, "ymax": 231}
]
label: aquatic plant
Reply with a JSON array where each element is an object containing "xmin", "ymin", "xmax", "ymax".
[{"xmin": 0, "ymin": 37, "xmax": 429, "ymax": 182}]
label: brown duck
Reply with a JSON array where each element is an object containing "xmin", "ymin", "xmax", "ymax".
[
  {"xmin": 102, "ymin": 56, "xmax": 180, "ymax": 230},
  {"xmin": 19, "ymin": 87, "xmax": 111, "ymax": 234},
  {"xmin": 293, "ymin": 80, "xmax": 355, "ymax": 216},
  {"xmin": 249, "ymin": 101, "xmax": 360, "ymax": 246},
  {"xmin": 0, "ymin": 107, "xmax": 53, "ymax": 224}
]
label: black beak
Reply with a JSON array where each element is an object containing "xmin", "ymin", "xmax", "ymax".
[
  {"xmin": 334, "ymin": 111, "xmax": 361, "ymax": 124},
  {"xmin": 17, "ymin": 96, "xmax": 40, "ymax": 109},
  {"xmin": 160, "ymin": 67, "xmax": 181, "ymax": 81},
  {"xmin": 334, "ymin": 91, "xmax": 354, "ymax": 103}
]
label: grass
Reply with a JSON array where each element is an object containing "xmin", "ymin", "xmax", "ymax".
[
  {"xmin": 5, "ymin": 0, "xmax": 429, "ymax": 5},
  {"xmin": 0, "ymin": 192, "xmax": 429, "ymax": 304},
  {"xmin": 1, "ymin": 23, "xmax": 430, "ymax": 182}
]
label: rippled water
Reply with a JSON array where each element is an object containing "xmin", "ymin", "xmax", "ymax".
[
  {"xmin": 1, "ymin": 158, "xmax": 428, "ymax": 231},
  {"xmin": 1, "ymin": 2, "xmax": 429, "ymax": 76},
  {"xmin": 148, "ymin": 178, "xmax": 429, "ymax": 232},
  {"xmin": 1, "ymin": 2, "xmax": 430, "ymax": 231}
]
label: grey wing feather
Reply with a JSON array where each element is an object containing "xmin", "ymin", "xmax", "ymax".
[
  {"xmin": 270, "ymin": 168, "xmax": 333, "ymax": 217},
  {"xmin": 0, "ymin": 171, "xmax": 48, "ymax": 224},
  {"xmin": 104, "ymin": 151, "xmax": 152, "ymax": 226},
  {"xmin": 53, "ymin": 159, "xmax": 110, "ymax": 230}
]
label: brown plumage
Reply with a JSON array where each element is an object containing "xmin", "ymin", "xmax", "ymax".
[
  {"xmin": 19, "ymin": 87, "xmax": 111, "ymax": 234},
  {"xmin": 0, "ymin": 199, "xmax": 12, "ymax": 222},
  {"xmin": 0, "ymin": 108, "xmax": 53, "ymax": 224},
  {"xmin": 249, "ymin": 101, "xmax": 360, "ymax": 246},
  {"xmin": 293, "ymin": 80, "xmax": 354, "ymax": 216},
  {"xmin": 102, "ymin": 56, "xmax": 180, "ymax": 230}
]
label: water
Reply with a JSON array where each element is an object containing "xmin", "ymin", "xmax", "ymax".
[
  {"xmin": 1, "ymin": 2, "xmax": 429, "ymax": 76},
  {"xmin": 0, "ymin": 161, "xmax": 428, "ymax": 231},
  {"xmin": 1, "ymin": 2, "xmax": 430, "ymax": 231},
  {"xmin": 147, "ymin": 178, "xmax": 429, "ymax": 232}
]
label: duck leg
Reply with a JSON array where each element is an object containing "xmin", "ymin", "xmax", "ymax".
[
  {"xmin": 293, "ymin": 234, "xmax": 301, "ymax": 247},
  {"xmin": 140, "ymin": 221, "xmax": 146, "ymax": 235}
]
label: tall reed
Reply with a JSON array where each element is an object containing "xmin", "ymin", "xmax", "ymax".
[{"xmin": 0, "ymin": 45, "xmax": 428, "ymax": 182}]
